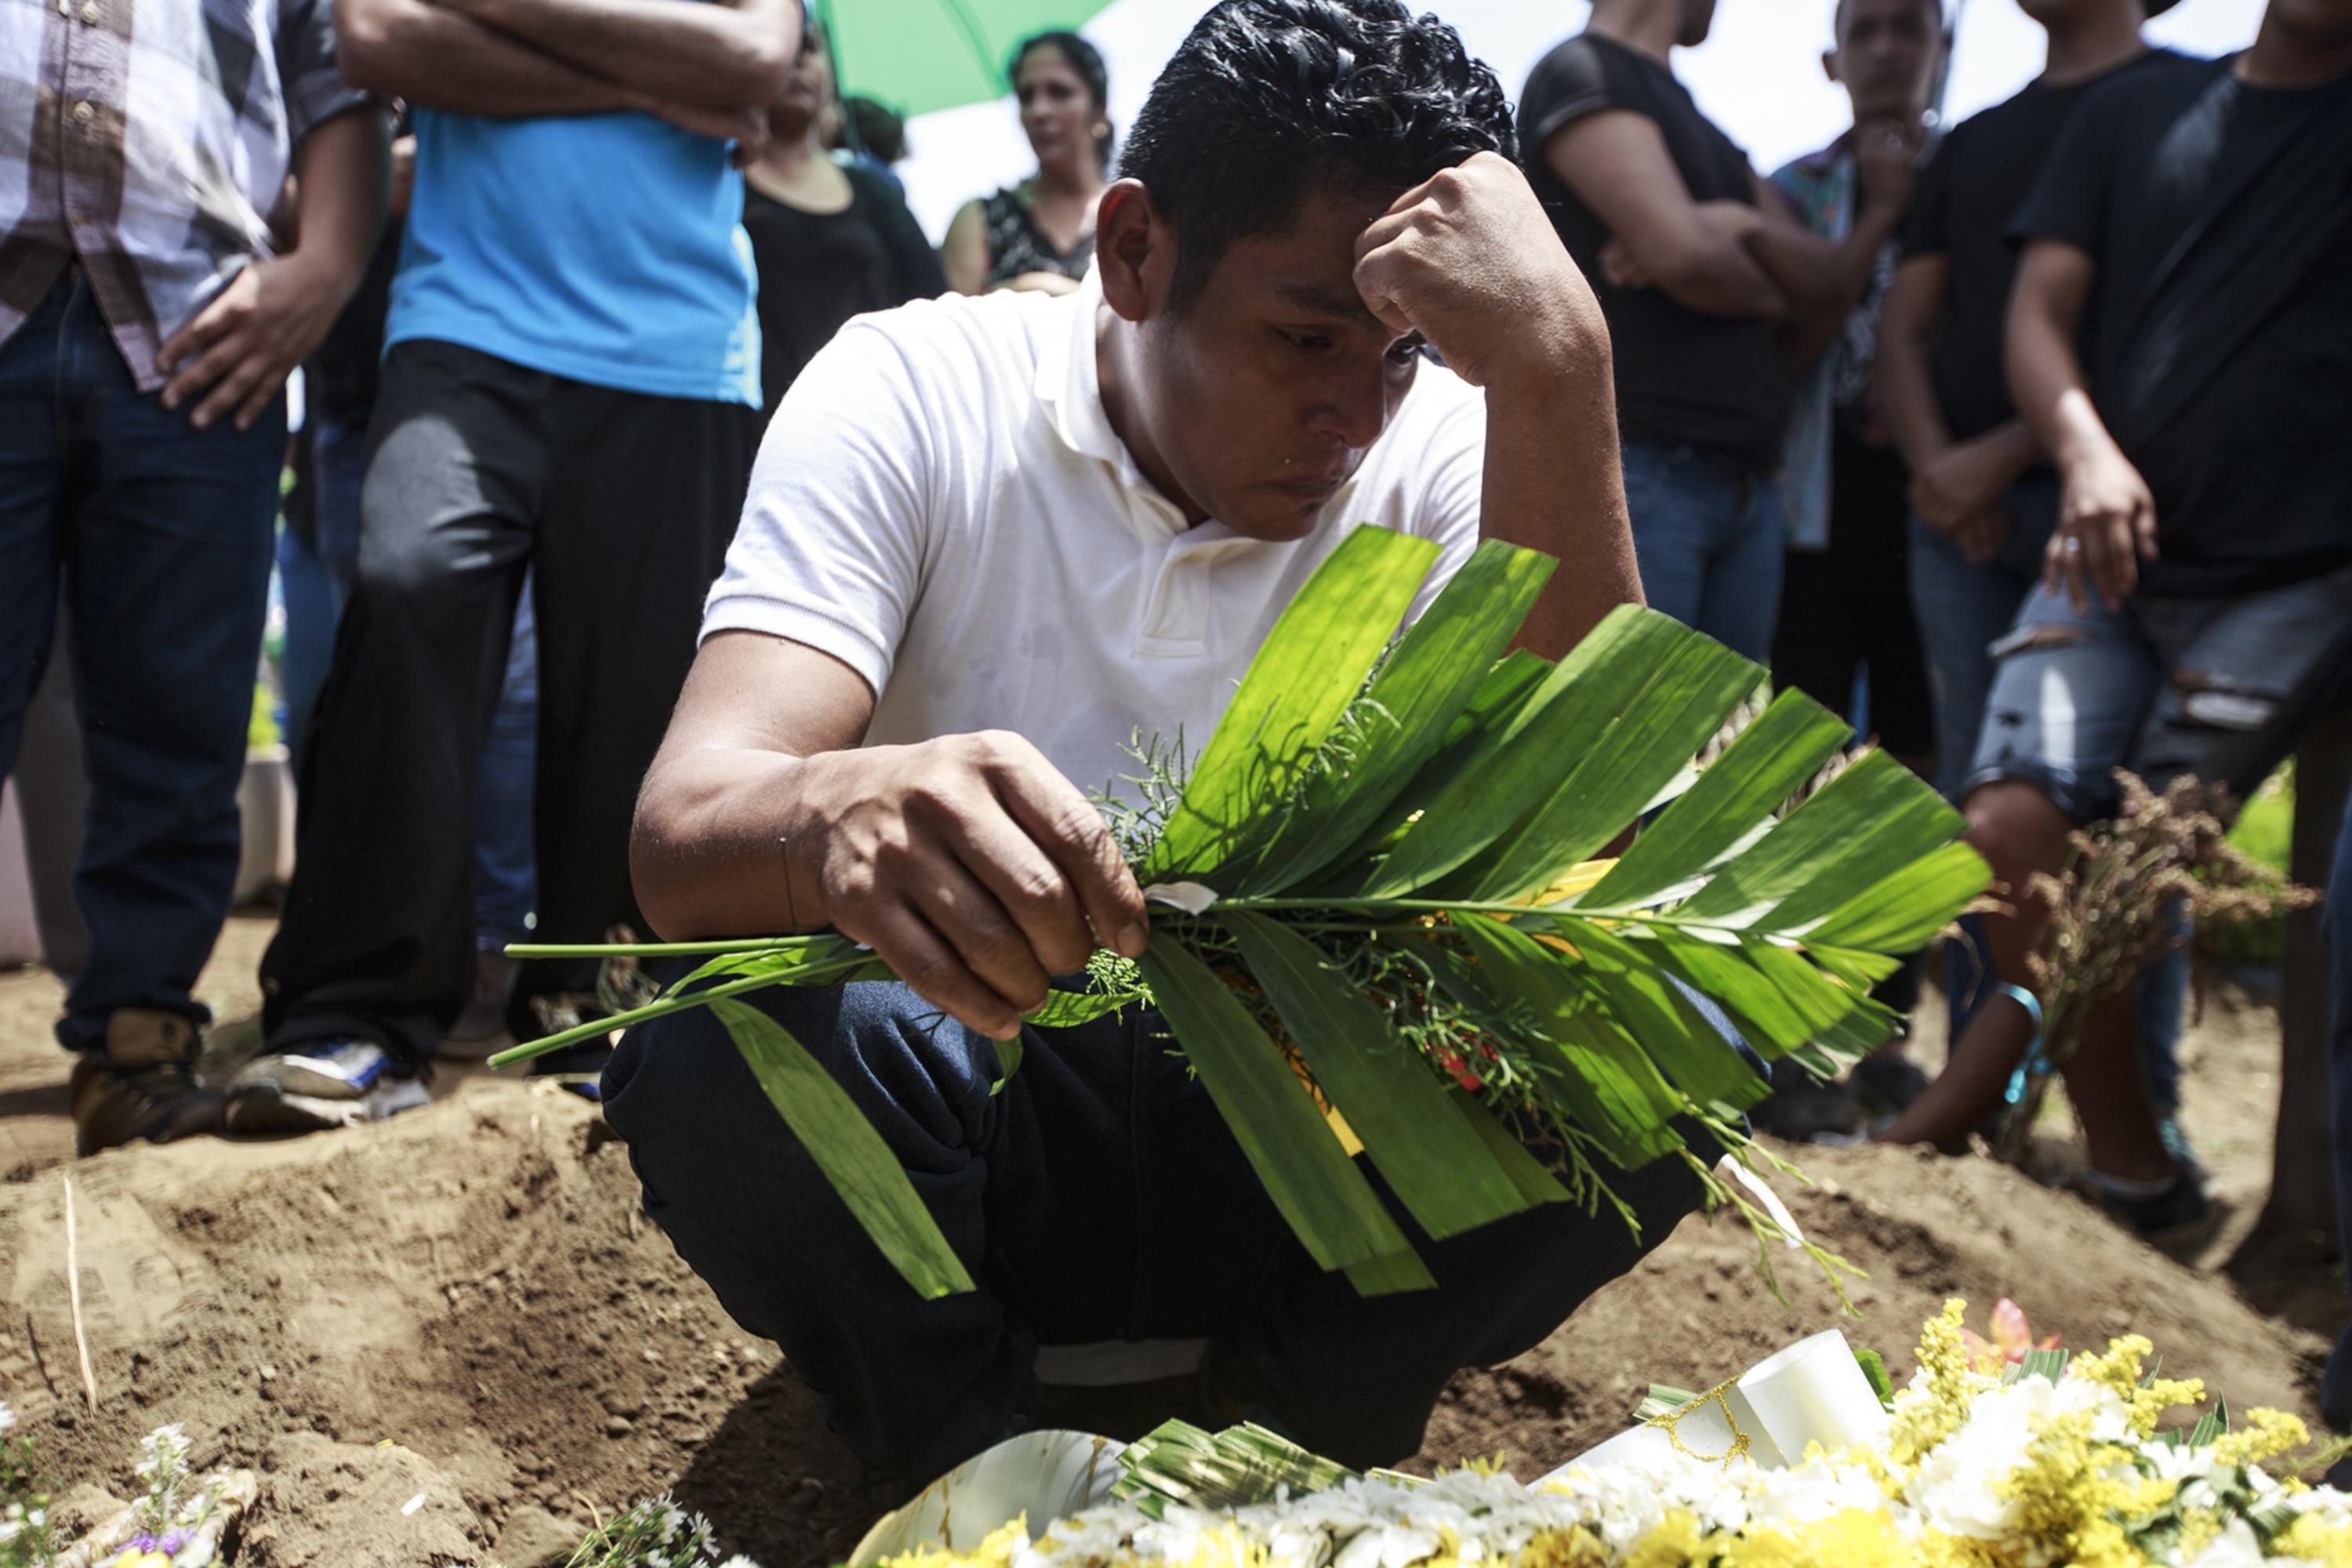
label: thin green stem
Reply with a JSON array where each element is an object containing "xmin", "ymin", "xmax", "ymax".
[
  {"xmin": 503, "ymin": 936, "xmax": 831, "ymax": 959},
  {"xmin": 486, "ymin": 955, "xmax": 869, "ymax": 1068}
]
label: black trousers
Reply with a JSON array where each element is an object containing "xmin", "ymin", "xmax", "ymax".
[
  {"xmin": 261, "ymin": 341, "xmax": 758, "ymax": 1062},
  {"xmin": 1773, "ymin": 426, "xmax": 1934, "ymax": 764},
  {"xmin": 602, "ymin": 978, "xmax": 1716, "ymax": 1482}
]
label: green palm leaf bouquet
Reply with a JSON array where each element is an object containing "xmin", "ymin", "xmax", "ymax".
[{"xmin": 492, "ymin": 528, "xmax": 1988, "ymax": 1302}]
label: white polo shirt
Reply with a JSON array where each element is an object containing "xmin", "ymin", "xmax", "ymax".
[{"xmin": 702, "ymin": 272, "xmax": 1489, "ymax": 801}]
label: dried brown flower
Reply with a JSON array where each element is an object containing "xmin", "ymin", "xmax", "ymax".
[{"xmin": 1994, "ymin": 771, "xmax": 2318, "ymax": 1159}]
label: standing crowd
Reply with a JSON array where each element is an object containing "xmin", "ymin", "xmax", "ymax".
[{"xmin": 1, "ymin": 0, "xmax": 2349, "ymax": 1480}]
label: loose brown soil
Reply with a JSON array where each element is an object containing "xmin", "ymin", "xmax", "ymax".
[{"xmin": 0, "ymin": 915, "xmax": 2337, "ymax": 1566}]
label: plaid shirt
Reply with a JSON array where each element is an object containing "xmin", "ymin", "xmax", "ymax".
[{"xmin": 0, "ymin": 0, "xmax": 368, "ymax": 390}]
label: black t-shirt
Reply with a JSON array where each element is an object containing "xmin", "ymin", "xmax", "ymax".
[
  {"xmin": 1518, "ymin": 34, "xmax": 1786, "ymax": 475},
  {"xmin": 742, "ymin": 162, "xmax": 947, "ymax": 422},
  {"xmin": 1898, "ymin": 49, "xmax": 2189, "ymax": 443},
  {"xmin": 2014, "ymin": 56, "xmax": 2352, "ymax": 597}
]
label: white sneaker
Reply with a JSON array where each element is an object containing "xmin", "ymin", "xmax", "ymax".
[
  {"xmin": 229, "ymin": 1036, "xmax": 398, "ymax": 1100},
  {"xmin": 226, "ymin": 1038, "xmax": 431, "ymax": 1134}
]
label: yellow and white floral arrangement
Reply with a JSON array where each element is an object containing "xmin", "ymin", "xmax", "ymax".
[{"xmin": 876, "ymin": 1302, "xmax": 2351, "ymax": 1568}]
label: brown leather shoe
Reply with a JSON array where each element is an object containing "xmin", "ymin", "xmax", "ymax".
[{"xmin": 69, "ymin": 1009, "xmax": 227, "ymax": 1156}]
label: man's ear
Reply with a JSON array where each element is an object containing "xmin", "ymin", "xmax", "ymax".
[
  {"xmin": 1821, "ymin": 46, "xmax": 1841, "ymax": 86},
  {"xmin": 1096, "ymin": 178, "xmax": 1170, "ymax": 325}
]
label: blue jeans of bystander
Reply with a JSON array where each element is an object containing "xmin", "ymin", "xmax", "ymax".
[
  {"xmin": 277, "ymin": 414, "xmax": 368, "ymax": 766},
  {"xmin": 1618, "ymin": 442, "xmax": 1787, "ymax": 662},
  {"xmin": 1907, "ymin": 472, "xmax": 2058, "ymax": 801},
  {"xmin": 0, "ymin": 269, "xmax": 286, "ymax": 1051}
]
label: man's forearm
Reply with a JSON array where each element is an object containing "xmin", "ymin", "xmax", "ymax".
[
  {"xmin": 339, "ymin": 0, "xmax": 646, "ymax": 117},
  {"xmin": 1875, "ymin": 314, "xmax": 1953, "ymax": 471},
  {"xmin": 1481, "ymin": 334, "xmax": 1642, "ymax": 662},
  {"xmin": 2008, "ymin": 294, "xmax": 2114, "ymax": 471},
  {"xmin": 456, "ymin": 0, "xmax": 793, "ymax": 110},
  {"xmin": 1964, "ymin": 420, "xmax": 2045, "ymax": 488},
  {"xmin": 287, "ymin": 106, "xmax": 390, "ymax": 285},
  {"xmin": 1746, "ymin": 203, "xmax": 1893, "ymax": 325},
  {"xmin": 1657, "ymin": 242, "xmax": 1788, "ymax": 320},
  {"xmin": 633, "ymin": 746, "xmax": 816, "ymax": 941}
]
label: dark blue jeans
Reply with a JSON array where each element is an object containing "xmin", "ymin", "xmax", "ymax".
[
  {"xmin": 0, "ymin": 269, "xmax": 285, "ymax": 1053},
  {"xmin": 1619, "ymin": 441, "xmax": 1788, "ymax": 662},
  {"xmin": 277, "ymin": 415, "xmax": 367, "ymax": 768},
  {"xmin": 602, "ymin": 979, "xmax": 1713, "ymax": 1480}
]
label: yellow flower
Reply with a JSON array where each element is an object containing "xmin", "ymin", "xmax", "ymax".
[
  {"xmin": 2209, "ymin": 1406, "xmax": 2310, "ymax": 1468},
  {"xmin": 1623, "ymin": 1509, "xmax": 1707, "ymax": 1568},
  {"xmin": 107, "ymin": 1554, "xmax": 172, "ymax": 1568},
  {"xmin": 1709, "ymin": 1508, "xmax": 1915, "ymax": 1567},
  {"xmin": 883, "ymin": 1515, "xmax": 1025, "ymax": 1568},
  {"xmin": 2275, "ymin": 1512, "xmax": 2352, "ymax": 1566},
  {"xmin": 2068, "ymin": 1334, "xmax": 2202, "ymax": 1437},
  {"xmin": 1888, "ymin": 1299, "xmax": 1994, "ymax": 1466},
  {"xmin": 1517, "ymin": 1526, "xmax": 1612, "ymax": 1568}
]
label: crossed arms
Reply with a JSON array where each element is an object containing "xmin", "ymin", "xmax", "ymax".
[{"xmin": 336, "ymin": 0, "xmax": 797, "ymax": 125}]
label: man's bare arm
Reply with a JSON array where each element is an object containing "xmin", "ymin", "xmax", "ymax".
[
  {"xmin": 2008, "ymin": 237, "xmax": 2154, "ymax": 608},
  {"xmin": 941, "ymin": 201, "xmax": 990, "ymax": 296},
  {"xmin": 1872, "ymin": 256, "xmax": 2041, "ymax": 561},
  {"xmin": 1354, "ymin": 153, "xmax": 1640, "ymax": 659},
  {"xmin": 1545, "ymin": 111, "xmax": 1786, "ymax": 321},
  {"xmin": 1479, "ymin": 314, "xmax": 1636, "ymax": 659},
  {"xmin": 632, "ymin": 635, "xmax": 1149, "ymax": 1040},
  {"xmin": 337, "ymin": 0, "xmax": 644, "ymax": 116},
  {"xmin": 1875, "ymin": 254, "xmax": 1955, "ymax": 470},
  {"xmin": 445, "ymin": 0, "xmax": 795, "ymax": 111},
  {"xmin": 1746, "ymin": 121, "xmax": 1918, "ymax": 335}
]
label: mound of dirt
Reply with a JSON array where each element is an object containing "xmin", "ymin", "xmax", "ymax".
[
  {"xmin": 1427, "ymin": 1136, "xmax": 2328, "ymax": 1472},
  {"xmin": 0, "ymin": 1063, "xmax": 2328, "ymax": 1568}
]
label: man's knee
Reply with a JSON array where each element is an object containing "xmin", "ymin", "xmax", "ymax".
[
  {"xmin": 601, "ymin": 982, "xmax": 1000, "ymax": 1196},
  {"xmin": 1963, "ymin": 777, "xmax": 2073, "ymax": 885}
]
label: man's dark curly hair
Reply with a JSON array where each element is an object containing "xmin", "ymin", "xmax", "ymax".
[{"xmin": 1119, "ymin": 0, "xmax": 1515, "ymax": 310}]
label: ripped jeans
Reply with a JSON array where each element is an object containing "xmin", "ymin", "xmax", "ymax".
[{"xmin": 1965, "ymin": 567, "xmax": 2352, "ymax": 822}]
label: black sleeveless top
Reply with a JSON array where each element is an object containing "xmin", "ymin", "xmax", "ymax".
[{"xmin": 980, "ymin": 184, "xmax": 1093, "ymax": 288}]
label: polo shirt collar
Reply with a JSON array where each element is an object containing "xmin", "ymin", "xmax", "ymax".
[{"xmin": 1034, "ymin": 266, "xmax": 1129, "ymax": 466}]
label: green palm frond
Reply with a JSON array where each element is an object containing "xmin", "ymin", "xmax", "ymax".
[{"xmin": 494, "ymin": 528, "xmax": 1988, "ymax": 1301}]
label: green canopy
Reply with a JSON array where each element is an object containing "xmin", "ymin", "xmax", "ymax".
[{"xmin": 815, "ymin": 0, "xmax": 1118, "ymax": 121}]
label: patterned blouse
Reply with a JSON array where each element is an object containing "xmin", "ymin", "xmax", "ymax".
[{"xmin": 980, "ymin": 185, "xmax": 1093, "ymax": 289}]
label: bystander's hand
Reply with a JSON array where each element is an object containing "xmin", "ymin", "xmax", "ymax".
[
  {"xmin": 1853, "ymin": 115, "xmax": 1922, "ymax": 219},
  {"xmin": 156, "ymin": 251, "xmax": 354, "ymax": 432},
  {"xmin": 1910, "ymin": 433, "xmax": 2018, "ymax": 534},
  {"xmin": 1597, "ymin": 234, "xmax": 1648, "ymax": 290},
  {"xmin": 785, "ymin": 731, "xmax": 1150, "ymax": 1040},
  {"xmin": 1352, "ymin": 151, "xmax": 1607, "ymax": 391},
  {"xmin": 1944, "ymin": 506, "xmax": 2009, "ymax": 566},
  {"xmin": 2049, "ymin": 443, "xmax": 2158, "ymax": 610}
]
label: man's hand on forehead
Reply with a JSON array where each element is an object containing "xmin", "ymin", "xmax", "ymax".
[{"xmin": 1352, "ymin": 151, "xmax": 1606, "ymax": 390}]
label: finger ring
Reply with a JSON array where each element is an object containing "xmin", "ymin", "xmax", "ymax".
[{"xmin": 2062, "ymin": 536, "xmax": 2083, "ymax": 554}]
